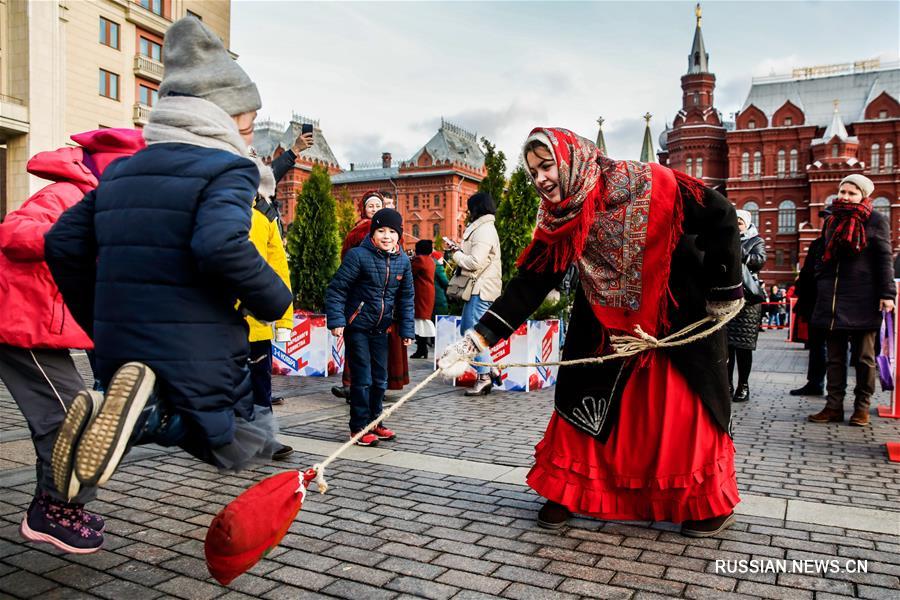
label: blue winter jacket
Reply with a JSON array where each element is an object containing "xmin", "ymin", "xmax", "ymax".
[
  {"xmin": 44, "ymin": 143, "xmax": 292, "ymax": 448},
  {"xmin": 325, "ymin": 236, "xmax": 415, "ymax": 339}
]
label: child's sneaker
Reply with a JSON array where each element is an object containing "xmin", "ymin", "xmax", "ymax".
[
  {"xmin": 74, "ymin": 362, "xmax": 156, "ymax": 487},
  {"xmin": 19, "ymin": 494, "xmax": 103, "ymax": 554},
  {"xmin": 51, "ymin": 390, "xmax": 103, "ymax": 501},
  {"xmin": 352, "ymin": 431, "xmax": 379, "ymax": 447},
  {"xmin": 372, "ymin": 425, "xmax": 396, "ymax": 441}
]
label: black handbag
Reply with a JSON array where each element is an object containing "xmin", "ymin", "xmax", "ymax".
[{"xmin": 742, "ymin": 263, "xmax": 766, "ymax": 305}]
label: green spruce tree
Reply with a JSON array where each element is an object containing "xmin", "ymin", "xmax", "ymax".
[
  {"xmin": 477, "ymin": 137, "xmax": 506, "ymax": 205},
  {"xmin": 285, "ymin": 166, "xmax": 340, "ymax": 311},
  {"xmin": 496, "ymin": 162, "xmax": 541, "ymax": 288},
  {"xmin": 335, "ymin": 189, "xmax": 358, "ymax": 241}
]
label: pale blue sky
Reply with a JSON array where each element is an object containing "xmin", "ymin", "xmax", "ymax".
[{"xmin": 231, "ymin": 1, "xmax": 899, "ymax": 169}]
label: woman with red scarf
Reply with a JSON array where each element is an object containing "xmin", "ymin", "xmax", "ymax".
[
  {"xmin": 808, "ymin": 175, "xmax": 894, "ymax": 427},
  {"xmin": 440, "ymin": 128, "xmax": 744, "ymax": 537}
]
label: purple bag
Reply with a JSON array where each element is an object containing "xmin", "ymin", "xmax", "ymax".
[{"xmin": 877, "ymin": 310, "xmax": 894, "ymax": 392}]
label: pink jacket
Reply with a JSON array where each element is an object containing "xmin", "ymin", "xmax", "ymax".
[{"xmin": 0, "ymin": 128, "xmax": 144, "ymax": 349}]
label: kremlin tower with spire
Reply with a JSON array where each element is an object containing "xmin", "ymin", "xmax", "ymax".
[{"xmin": 657, "ymin": 3, "xmax": 729, "ymax": 191}]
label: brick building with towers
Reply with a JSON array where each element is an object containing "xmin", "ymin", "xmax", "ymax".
[{"xmin": 658, "ymin": 4, "xmax": 899, "ymax": 286}]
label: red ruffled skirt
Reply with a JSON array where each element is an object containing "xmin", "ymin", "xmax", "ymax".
[{"xmin": 527, "ymin": 354, "xmax": 739, "ymax": 523}]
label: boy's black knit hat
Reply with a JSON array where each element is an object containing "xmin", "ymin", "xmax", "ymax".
[{"xmin": 370, "ymin": 208, "xmax": 403, "ymax": 237}]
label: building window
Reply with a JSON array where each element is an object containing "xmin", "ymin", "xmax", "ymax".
[
  {"xmin": 139, "ymin": 37, "xmax": 162, "ymax": 61},
  {"xmin": 784, "ymin": 117, "xmax": 792, "ymax": 126},
  {"xmin": 139, "ymin": 0, "xmax": 163, "ymax": 16},
  {"xmin": 434, "ymin": 194, "xmax": 440, "ymax": 207},
  {"xmin": 789, "ymin": 149, "xmax": 798, "ymax": 176},
  {"xmin": 433, "ymin": 223, "xmax": 440, "ymax": 238},
  {"xmin": 776, "ymin": 249, "xmax": 785, "ymax": 266},
  {"xmin": 695, "ymin": 157, "xmax": 703, "ymax": 179},
  {"xmin": 743, "ymin": 201, "xmax": 759, "ymax": 227},
  {"xmin": 741, "ymin": 152, "xmax": 750, "ymax": 180},
  {"xmin": 832, "ymin": 144, "xmax": 839, "ymax": 158},
  {"xmin": 99, "ymin": 17, "xmax": 119, "ymax": 49},
  {"xmin": 880, "ymin": 110, "xmax": 888, "ymax": 119},
  {"xmin": 885, "ymin": 143, "xmax": 894, "ymax": 172},
  {"xmin": 778, "ymin": 200, "xmax": 796, "ymax": 233},
  {"xmin": 412, "ymin": 224, "xmax": 420, "ymax": 238},
  {"xmin": 753, "ymin": 151, "xmax": 762, "ymax": 178},
  {"xmin": 99, "ymin": 69, "xmax": 119, "ymax": 100},
  {"xmin": 412, "ymin": 195, "xmax": 419, "ymax": 209},
  {"xmin": 873, "ymin": 197, "xmax": 891, "ymax": 220},
  {"xmin": 685, "ymin": 158, "xmax": 693, "ymax": 176},
  {"xmin": 777, "ymin": 150, "xmax": 785, "ymax": 177},
  {"xmin": 871, "ymin": 144, "xmax": 880, "ymax": 172},
  {"xmin": 138, "ymin": 84, "xmax": 158, "ymax": 107},
  {"xmin": 693, "ymin": 93, "xmax": 699, "ymax": 105},
  {"xmin": 748, "ymin": 120, "xmax": 756, "ymax": 129}
]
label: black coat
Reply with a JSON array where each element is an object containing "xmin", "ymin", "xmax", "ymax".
[
  {"xmin": 45, "ymin": 143, "xmax": 292, "ymax": 448},
  {"xmin": 726, "ymin": 235, "xmax": 765, "ymax": 351},
  {"xmin": 811, "ymin": 211, "xmax": 895, "ymax": 331},
  {"xmin": 793, "ymin": 236, "xmax": 824, "ymax": 318},
  {"xmin": 476, "ymin": 178, "xmax": 741, "ymax": 440}
]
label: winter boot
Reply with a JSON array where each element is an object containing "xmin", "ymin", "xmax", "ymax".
[
  {"xmin": 19, "ymin": 493, "xmax": 103, "ymax": 554},
  {"xmin": 465, "ymin": 373, "xmax": 493, "ymax": 396}
]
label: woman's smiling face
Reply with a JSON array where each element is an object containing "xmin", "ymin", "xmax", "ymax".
[{"xmin": 526, "ymin": 144, "xmax": 562, "ymax": 204}]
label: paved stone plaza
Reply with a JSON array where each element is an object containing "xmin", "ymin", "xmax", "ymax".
[{"xmin": 0, "ymin": 330, "xmax": 898, "ymax": 599}]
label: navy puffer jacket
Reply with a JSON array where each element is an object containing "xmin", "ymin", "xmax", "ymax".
[
  {"xmin": 325, "ymin": 236, "xmax": 415, "ymax": 339},
  {"xmin": 45, "ymin": 143, "xmax": 292, "ymax": 448}
]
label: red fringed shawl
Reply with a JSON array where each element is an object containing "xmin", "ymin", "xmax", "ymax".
[{"xmin": 518, "ymin": 128, "xmax": 705, "ymax": 338}]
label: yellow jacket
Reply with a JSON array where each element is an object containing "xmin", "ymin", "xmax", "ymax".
[{"xmin": 247, "ymin": 205, "xmax": 293, "ymax": 341}]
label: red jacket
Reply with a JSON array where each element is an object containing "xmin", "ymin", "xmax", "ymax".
[
  {"xmin": 411, "ymin": 255, "xmax": 436, "ymax": 320},
  {"xmin": 0, "ymin": 128, "xmax": 144, "ymax": 349}
]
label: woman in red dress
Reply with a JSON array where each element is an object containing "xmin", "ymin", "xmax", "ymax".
[{"xmin": 440, "ymin": 128, "xmax": 743, "ymax": 537}]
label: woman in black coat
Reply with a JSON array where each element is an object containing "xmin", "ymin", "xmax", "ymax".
[
  {"xmin": 809, "ymin": 175, "xmax": 895, "ymax": 426},
  {"xmin": 726, "ymin": 210, "xmax": 766, "ymax": 403}
]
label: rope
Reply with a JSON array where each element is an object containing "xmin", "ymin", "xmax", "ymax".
[{"xmin": 309, "ymin": 302, "xmax": 742, "ymax": 493}]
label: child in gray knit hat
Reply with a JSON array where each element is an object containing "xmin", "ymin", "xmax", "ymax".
[{"xmin": 45, "ymin": 16, "xmax": 292, "ymax": 509}]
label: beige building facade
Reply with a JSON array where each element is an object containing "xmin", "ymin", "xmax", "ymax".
[{"xmin": 0, "ymin": 0, "xmax": 231, "ymax": 218}]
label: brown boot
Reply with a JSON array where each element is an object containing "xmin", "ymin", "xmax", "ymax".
[
  {"xmin": 808, "ymin": 407, "xmax": 843, "ymax": 423},
  {"xmin": 537, "ymin": 500, "xmax": 571, "ymax": 530},
  {"xmin": 681, "ymin": 511, "xmax": 736, "ymax": 538},
  {"xmin": 849, "ymin": 408, "xmax": 870, "ymax": 427}
]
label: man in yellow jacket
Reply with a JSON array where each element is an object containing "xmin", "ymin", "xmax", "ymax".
[{"xmin": 246, "ymin": 129, "xmax": 312, "ymax": 461}]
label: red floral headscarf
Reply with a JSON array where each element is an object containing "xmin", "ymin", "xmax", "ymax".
[{"xmin": 518, "ymin": 128, "xmax": 605, "ymax": 272}]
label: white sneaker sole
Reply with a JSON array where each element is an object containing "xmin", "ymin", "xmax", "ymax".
[
  {"xmin": 19, "ymin": 515, "xmax": 102, "ymax": 554},
  {"xmin": 75, "ymin": 362, "xmax": 156, "ymax": 487},
  {"xmin": 51, "ymin": 390, "xmax": 103, "ymax": 501}
]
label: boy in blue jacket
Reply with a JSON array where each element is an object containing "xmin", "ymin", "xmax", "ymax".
[{"xmin": 326, "ymin": 209, "xmax": 414, "ymax": 446}]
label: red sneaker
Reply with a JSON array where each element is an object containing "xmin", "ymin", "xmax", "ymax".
[
  {"xmin": 372, "ymin": 425, "xmax": 396, "ymax": 441},
  {"xmin": 352, "ymin": 432, "xmax": 379, "ymax": 447}
]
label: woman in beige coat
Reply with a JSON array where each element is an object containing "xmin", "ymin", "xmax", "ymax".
[{"xmin": 446, "ymin": 192, "xmax": 502, "ymax": 395}]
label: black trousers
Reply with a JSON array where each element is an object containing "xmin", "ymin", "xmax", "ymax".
[
  {"xmin": 0, "ymin": 345, "xmax": 96, "ymax": 504},
  {"xmin": 248, "ymin": 340, "xmax": 273, "ymax": 408}
]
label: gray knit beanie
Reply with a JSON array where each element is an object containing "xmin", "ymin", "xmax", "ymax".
[
  {"xmin": 839, "ymin": 174, "xmax": 874, "ymax": 198},
  {"xmin": 159, "ymin": 17, "xmax": 261, "ymax": 116}
]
